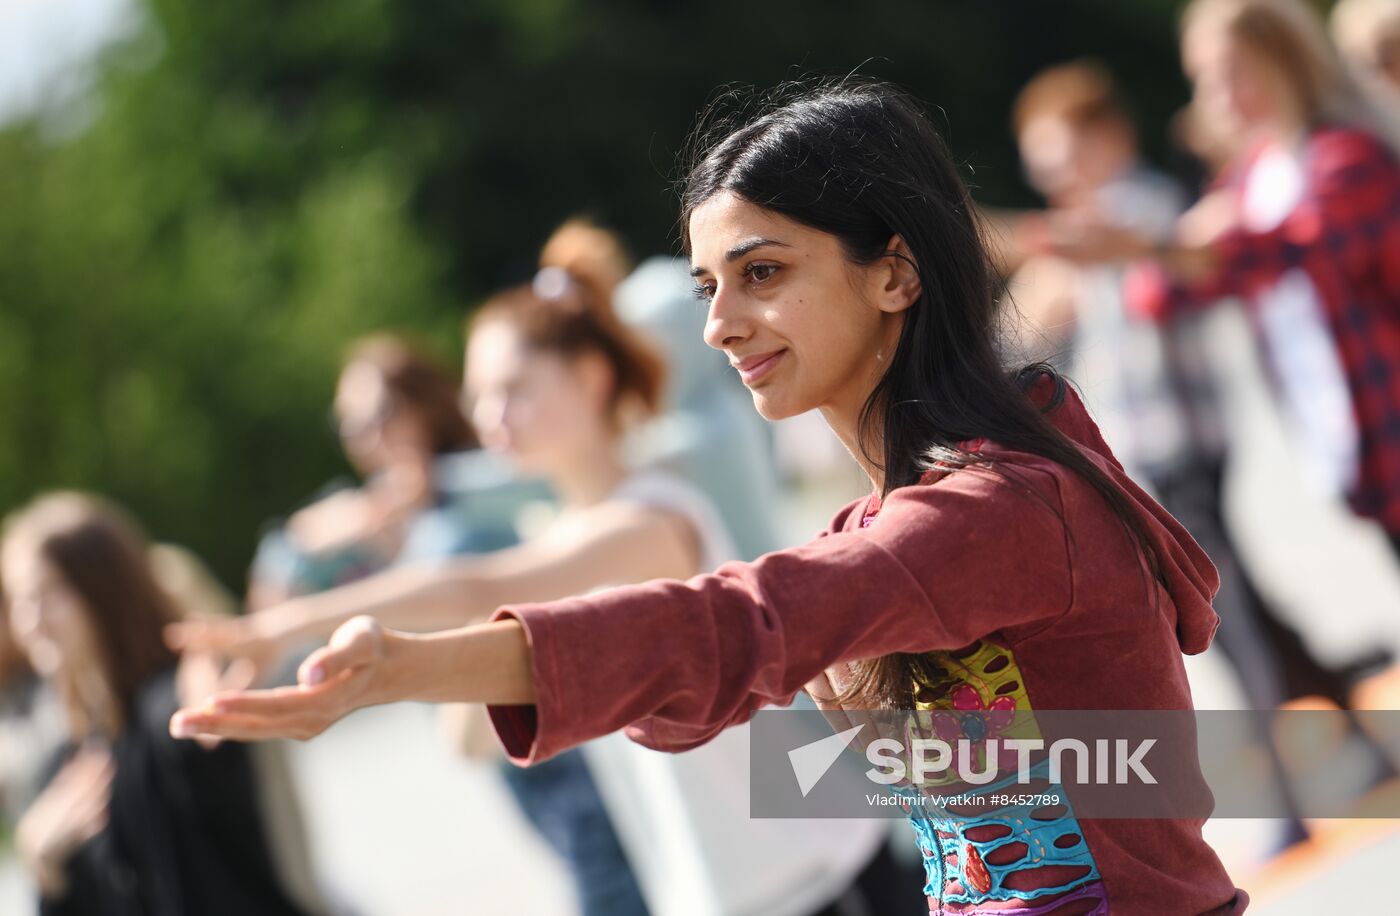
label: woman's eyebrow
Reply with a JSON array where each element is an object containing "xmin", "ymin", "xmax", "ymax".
[{"xmin": 689, "ymin": 237, "xmax": 791, "ymax": 276}]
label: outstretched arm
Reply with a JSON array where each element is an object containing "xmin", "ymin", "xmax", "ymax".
[
  {"xmin": 171, "ymin": 466, "xmax": 1075, "ymax": 762},
  {"xmin": 171, "ymin": 617, "xmax": 534, "ymax": 742},
  {"xmin": 166, "ymin": 503, "xmax": 698, "ymax": 681}
]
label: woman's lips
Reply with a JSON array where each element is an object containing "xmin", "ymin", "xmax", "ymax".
[{"xmin": 736, "ymin": 349, "xmax": 786, "ymax": 385}]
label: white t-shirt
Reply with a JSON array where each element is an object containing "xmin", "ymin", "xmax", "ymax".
[
  {"xmin": 1242, "ymin": 143, "xmax": 1360, "ymax": 498},
  {"xmin": 580, "ymin": 469, "xmax": 887, "ymax": 916}
]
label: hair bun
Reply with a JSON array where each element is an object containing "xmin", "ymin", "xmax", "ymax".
[{"xmin": 532, "ymin": 266, "xmax": 581, "ymax": 306}]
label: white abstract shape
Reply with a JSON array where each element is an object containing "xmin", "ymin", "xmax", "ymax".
[{"xmin": 788, "ymin": 724, "xmax": 865, "ymax": 798}]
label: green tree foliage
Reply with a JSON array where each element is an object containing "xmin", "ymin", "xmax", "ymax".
[{"xmin": 0, "ymin": 0, "xmax": 1185, "ymax": 588}]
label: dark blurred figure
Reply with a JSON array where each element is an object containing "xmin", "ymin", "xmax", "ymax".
[{"xmin": 1, "ymin": 493, "xmax": 315, "ymax": 915}]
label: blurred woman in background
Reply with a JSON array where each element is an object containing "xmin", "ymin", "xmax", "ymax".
[
  {"xmin": 1, "ymin": 493, "xmax": 313, "ymax": 915},
  {"xmin": 246, "ymin": 334, "xmax": 518, "ymax": 618},
  {"xmin": 1055, "ymin": 0, "xmax": 1400, "ymax": 570}
]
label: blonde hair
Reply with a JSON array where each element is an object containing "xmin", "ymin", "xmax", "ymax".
[
  {"xmin": 1183, "ymin": 0, "xmax": 1400, "ymax": 150},
  {"xmin": 1331, "ymin": 0, "xmax": 1400, "ymax": 63}
]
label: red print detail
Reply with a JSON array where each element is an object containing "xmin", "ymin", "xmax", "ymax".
[{"xmin": 964, "ymin": 843, "xmax": 992, "ymax": 894}]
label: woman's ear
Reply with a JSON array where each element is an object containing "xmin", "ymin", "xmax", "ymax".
[{"xmin": 877, "ymin": 234, "xmax": 923, "ymax": 314}]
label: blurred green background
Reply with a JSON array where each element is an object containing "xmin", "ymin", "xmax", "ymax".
[{"xmin": 0, "ymin": 0, "xmax": 1203, "ymax": 588}]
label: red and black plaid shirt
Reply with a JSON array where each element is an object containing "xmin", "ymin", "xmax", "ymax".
[{"xmin": 1128, "ymin": 126, "xmax": 1400, "ymax": 534}]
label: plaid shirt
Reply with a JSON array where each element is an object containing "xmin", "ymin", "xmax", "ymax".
[{"xmin": 1127, "ymin": 126, "xmax": 1400, "ymax": 534}]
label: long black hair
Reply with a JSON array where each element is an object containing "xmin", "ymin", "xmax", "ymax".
[{"xmin": 680, "ymin": 78, "xmax": 1163, "ymax": 707}]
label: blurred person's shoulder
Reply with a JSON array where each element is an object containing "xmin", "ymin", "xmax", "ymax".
[{"xmin": 1308, "ymin": 123, "xmax": 1399, "ymax": 173}]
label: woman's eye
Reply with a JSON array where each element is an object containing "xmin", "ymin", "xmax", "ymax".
[
  {"xmin": 692, "ymin": 282, "xmax": 715, "ymax": 301},
  {"xmin": 744, "ymin": 263, "xmax": 778, "ymax": 283}
]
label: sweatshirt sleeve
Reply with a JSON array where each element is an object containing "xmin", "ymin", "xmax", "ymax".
[{"xmin": 488, "ymin": 461, "xmax": 1073, "ymax": 764}]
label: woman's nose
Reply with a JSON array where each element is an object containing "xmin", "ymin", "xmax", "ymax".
[{"xmin": 701, "ymin": 287, "xmax": 750, "ymax": 351}]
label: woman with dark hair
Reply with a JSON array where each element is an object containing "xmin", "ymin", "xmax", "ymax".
[
  {"xmin": 2, "ymin": 492, "xmax": 312, "ymax": 915},
  {"xmin": 174, "ymin": 80, "xmax": 1247, "ymax": 914},
  {"xmin": 173, "ymin": 222, "xmax": 904, "ymax": 916}
]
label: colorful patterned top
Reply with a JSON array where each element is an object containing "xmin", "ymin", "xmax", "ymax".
[
  {"xmin": 861, "ymin": 482, "xmax": 1107, "ymax": 913},
  {"xmin": 488, "ymin": 374, "xmax": 1249, "ymax": 914}
]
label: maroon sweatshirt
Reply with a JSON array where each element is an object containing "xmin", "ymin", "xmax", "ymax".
[{"xmin": 489, "ymin": 377, "xmax": 1248, "ymax": 914}]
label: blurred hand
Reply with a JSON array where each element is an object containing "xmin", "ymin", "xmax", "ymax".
[
  {"xmin": 1175, "ymin": 189, "xmax": 1238, "ymax": 249},
  {"xmin": 804, "ymin": 664, "xmax": 903, "ymax": 760},
  {"xmin": 170, "ymin": 616, "xmax": 389, "ymax": 743},
  {"xmin": 16, "ymin": 744, "xmax": 114, "ymax": 899},
  {"xmin": 173, "ymin": 647, "xmax": 262, "ymax": 750},
  {"xmin": 1039, "ymin": 211, "xmax": 1153, "ymax": 264},
  {"xmin": 165, "ymin": 612, "xmax": 290, "ymax": 693}
]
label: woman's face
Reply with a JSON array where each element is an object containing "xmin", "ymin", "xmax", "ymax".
[
  {"xmin": 687, "ymin": 191, "xmax": 911, "ymax": 425},
  {"xmin": 1184, "ymin": 25, "xmax": 1284, "ymax": 133},
  {"xmin": 464, "ymin": 322, "xmax": 610, "ymax": 474},
  {"xmin": 1, "ymin": 537, "xmax": 100, "ymax": 679},
  {"xmin": 334, "ymin": 361, "xmax": 427, "ymax": 474},
  {"xmin": 1018, "ymin": 114, "xmax": 1133, "ymax": 206}
]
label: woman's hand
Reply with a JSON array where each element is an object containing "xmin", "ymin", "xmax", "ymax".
[
  {"xmin": 1039, "ymin": 212, "xmax": 1154, "ymax": 264},
  {"xmin": 804, "ymin": 664, "xmax": 903, "ymax": 759},
  {"xmin": 173, "ymin": 647, "xmax": 251, "ymax": 751},
  {"xmin": 16, "ymin": 744, "xmax": 114, "ymax": 899},
  {"xmin": 165, "ymin": 610, "xmax": 295, "ymax": 693},
  {"xmin": 1175, "ymin": 189, "xmax": 1238, "ymax": 249},
  {"xmin": 170, "ymin": 616, "xmax": 391, "ymax": 743},
  {"xmin": 169, "ymin": 618, "xmax": 536, "ymax": 744}
]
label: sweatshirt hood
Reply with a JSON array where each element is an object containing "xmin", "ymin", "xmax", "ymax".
[{"xmin": 1028, "ymin": 372, "xmax": 1221, "ymax": 655}]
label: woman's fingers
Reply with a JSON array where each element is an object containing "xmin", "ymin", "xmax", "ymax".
[
  {"xmin": 219, "ymin": 656, "xmax": 262, "ymax": 692},
  {"xmin": 170, "ymin": 671, "xmax": 361, "ymax": 742},
  {"xmin": 57, "ymin": 746, "xmax": 113, "ymax": 793},
  {"xmin": 168, "ymin": 616, "xmax": 289, "ymax": 694},
  {"xmin": 76, "ymin": 748, "xmax": 115, "ymax": 793},
  {"xmin": 70, "ymin": 806, "xmax": 109, "ymax": 847},
  {"xmin": 165, "ymin": 617, "xmax": 242, "ymax": 653},
  {"xmin": 298, "ymin": 616, "xmax": 381, "ymax": 687},
  {"xmin": 170, "ymin": 617, "xmax": 389, "ymax": 743},
  {"xmin": 172, "ymin": 710, "xmax": 311, "ymax": 742},
  {"xmin": 66, "ymin": 773, "xmax": 111, "ymax": 826},
  {"xmin": 25, "ymin": 747, "xmax": 115, "ymax": 859}
]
